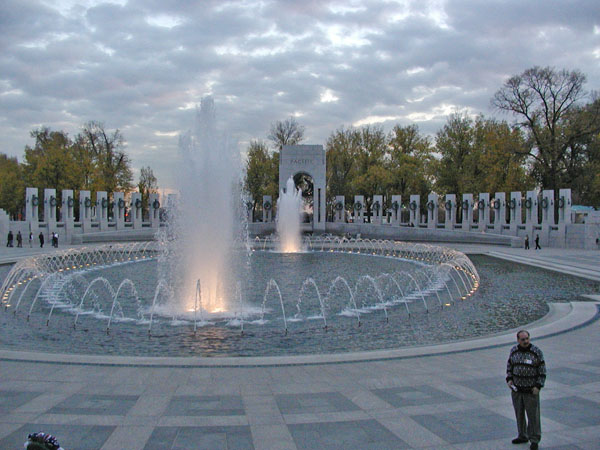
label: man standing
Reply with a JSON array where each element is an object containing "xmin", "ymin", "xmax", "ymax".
[
  {"xmin": 534, "ymin": 234, "xmax": 541, "ymax": 250},
  {"xmin": 39, "ymin": 232, "xmax": 44, "ymax": 248},
  {"xmin": 524, "ymin": 235, "xmax": 529, "ymax": 250},
  {"xmin": 506, "ymin": 330, "xmax": 546, "ymax": 449}
]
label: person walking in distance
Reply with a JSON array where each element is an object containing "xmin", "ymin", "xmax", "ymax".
[
  {"xmin": 29, "ymin": 231, "xmax": 33, "ymax": 248},
  {"xmin": 524, "ymin": 235, "xmax": 529, "ymax": 250},
  {"xmin": 39, "ymin": 232, "xmax": 44, "ymax": 248},
  {"xmin": 16, "ymin": 231, "xmax": 22, "ymax": 248},
  {"xmin": 506, "ymin": 330, "xmax": 546, "ymax": 449},
  {"xmin": 534, "ymin": 234, "xmax": 541, "ymax": 250}
]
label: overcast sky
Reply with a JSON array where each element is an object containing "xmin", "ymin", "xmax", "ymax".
[{"xmin": 1, "ymin": 0, "xmax": 599, "ymax": 189}]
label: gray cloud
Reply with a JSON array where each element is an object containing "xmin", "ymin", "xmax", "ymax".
[{"xmin": 1, "ymin": 0, "xmax": 598, "ymax": 188}]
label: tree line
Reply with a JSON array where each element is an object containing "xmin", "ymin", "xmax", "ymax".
[
  {"xmin": 0, "ymin": 121, "xmax": 158, "ymax": 219},
  {"xmin": 245, "ymin": 66, "xmax": 600, "ymax": 217}
]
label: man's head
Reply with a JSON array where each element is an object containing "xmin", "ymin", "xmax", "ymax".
[{"xmin": 517, "ymin": 330, "xmax": 530, "ymax": 346}]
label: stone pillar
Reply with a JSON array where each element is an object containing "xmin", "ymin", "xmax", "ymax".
[
  {"xmin": 492, "ymin": 192, "xmax": 506, "ymax": 231},
  {"xmin": 372, "ymin": 195, "xmax": 383, "ymax": 225},
  {"xmin": 96, "ymin": 191, "xmax": 108, "ymax": 231},
  {"xmin": 477, "ymin": 193, "xmax": 490, "ymax": 230},
  {"xmin": 390, "ymin": 195, "xmax": 402, "ymax": 226},
  {"xmin": 540, "ymin": 190, "xmax": 554, "ymax": 225},
  {"xmin": 409, "ymin": 194, "xmax": 420, "ymax": 227},
  {"xmin": 461, "ymin": 194, "xmax": 474, "ymax": 230},
  {"xmin": 558, "ymin": 188, "xmax": 572, "ymax": 224},
  {"xmin": 353, "ymin": 195, "xmax": 365, "ymax": 223},
  {"xmin": 509, "ymin": 192, "xmax": 522, "ymax": 234},
  {"xmin": 524, "ymin": 190, "xmax": 538, "ymax": 239},
  {"xmin": 149, "ymin": 193, "xmax": 161, "ymax": 228},
  {"xmin": 130, "ymin": 192, "xmax": 143, "ymax": 229},
  {"xmin": 314, "ymin": 184, "xmax": 326, "ymax": 231},
  {"xmin": 166, "ymin": 194, "xmax": 177, "ymax": 224},
  {"xmin": 426, "ymin": 193, "xmax": 438, "ymax": 229},
  {"xmin": 79, "ymin": 190, "xmax": 92, "ymax": 231},
  {"xmin": 0, "ymin": 209, "xmax": 9, "ymax": 243},
  {"xmin": 25, "ymin": 187, "xmax": 40, "ymax": 233},
  {"xmin": 444, "ymin": 194, "xmax": 456, "ymax": 230},
  {"xmin": 244, "ymin": 196, "xmax": 253, "ymax": 223},
  {"xmin": 61, "ymin": 189, "xmax": 75, "ymax": 241},
  {"xmin": 114, "ymin": 192, "xmax": 126, "ymax": 230},
  {"xmin": 43, "ymin": 188, "xmax": 57, "ymax": 232},
  {"xmin": 524, "ymin": 191, "xmax": 538, "ymax": 226},
  {"xmin": 334, "ymin": 196, "xmax": 345, "ymax": 223},
  {"xmin": 538, "ymin": 189, "xmax": 554, "ymax": 247},
  {"xmin": 262, "ymin": 195, "xmax": 273, "ymax": 223}
]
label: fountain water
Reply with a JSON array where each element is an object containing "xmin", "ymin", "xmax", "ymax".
[
  {"xmin": 276, "ymin": 177, "xmax": 304, "ymax": 253},
  {"xmin": 157, "ymin": 96, "xmax": 243, "ymax": 316}
]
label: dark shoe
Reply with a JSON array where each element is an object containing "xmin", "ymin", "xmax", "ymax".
[
  {"xmin": 512, "ymin": 437, "xmax": 528, "ymax": 444},
  {"xmin": 530, "ymin": 443, "xmax": 538, "ymax": 450}
]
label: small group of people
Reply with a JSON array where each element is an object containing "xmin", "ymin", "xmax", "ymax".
[
  {"xmin": 6, "ymin": 231, "xmax": 58, "ymax": 248},
  {"xmin": 6, "ymin": 230, "xmax": 24, "ymax": 247},
  {"xmin": 524, "ymin": 234, "xmax": 541, "ymax": 250}
]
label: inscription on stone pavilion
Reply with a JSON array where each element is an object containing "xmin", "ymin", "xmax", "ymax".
[{"xmin": 290, "ymin": 159, "xmax": 312, "ymax": 165}]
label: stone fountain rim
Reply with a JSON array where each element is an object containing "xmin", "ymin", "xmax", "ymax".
[{"xmin": 0, "ymin": 302, "xmax": 597, "ymax": 367}]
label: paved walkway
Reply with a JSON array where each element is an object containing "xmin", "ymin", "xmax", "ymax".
[{"xmin": 1, "ymin": 243, "xmax": 599, "ymax": 449}]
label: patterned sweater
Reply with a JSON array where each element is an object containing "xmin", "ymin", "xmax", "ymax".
[{"xmin": 506, "ymin": 344, "xmax": 546, "ymax": 392}]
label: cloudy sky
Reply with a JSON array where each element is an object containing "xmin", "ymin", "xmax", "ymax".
[{"xmin": 1, "ymin": 0, "xmax": 599, "ymax": 188}]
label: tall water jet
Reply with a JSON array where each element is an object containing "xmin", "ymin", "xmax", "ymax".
[
  {"xmin": 276, "ymin": 177, "xmax": 303, "ymax": 253},
  {"xmin": 158, "ymin": 97, "xmax": 242, "ymax": 315}
]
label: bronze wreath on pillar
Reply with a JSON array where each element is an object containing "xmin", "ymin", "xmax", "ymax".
[
  {"xmin": 353, "ymin": 201, "xmax": 362, "ymax": 211},
  {"xmin": 477, "ymin": 199, "xmax": 485, "ymax": 210},
  {"xmin": 426, "ymin": 200, "xmax": 435, "ymax": 211},
  {"xmin": 118, "ymin": 198, "xmax": 126, "ymax": 209},
  {"xmin": 445, "ymin": 200, "xmax": 452, "ymax": 211},
  {"xmin": 409, "ymin": 201, "xmax": 417, "ymax": 211},
  {"xmin": 335, "ymin": 201, "xmax": 344, "ymax": 211},
  {"xmin": 263, "ymin": 201, "xmax": 272, "ymax": 211},
  {"xmin": 84, "ymin": 198, "xmax": 92, "ymax": 208}
]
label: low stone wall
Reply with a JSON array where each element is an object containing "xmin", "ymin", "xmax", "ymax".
[
  {"xmin": 326, "ymin": 222, "xmax": 520, "ymax": 246},
  {"xmin": 71, "ymin": 229, "xmax": 158, "ymax": 244}
]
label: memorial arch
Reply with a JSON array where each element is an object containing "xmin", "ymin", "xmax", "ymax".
[{"xmin": 279, "ymin": 144, "xmax": 326, "ymax": 231}]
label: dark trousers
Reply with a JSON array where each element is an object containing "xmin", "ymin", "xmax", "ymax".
[{"xmin": 511, "ymin": 390, "xmax": 541, "ymax": 444}]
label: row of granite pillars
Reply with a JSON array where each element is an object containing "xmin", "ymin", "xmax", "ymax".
[
  {"xmin": 329, "ymin": 189, "xmax": 572, "ymax": 237},
  {"xmin": 23, "ymin": 188, "xmax": 173, "ymax": 241},
  {"xmin": 250, "ymin": 189, "xmax": 572, "ymax": 231}
]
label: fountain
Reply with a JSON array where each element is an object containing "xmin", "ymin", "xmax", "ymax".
[
  {"xmin": 276, "ymin": 177, "xmax": 304, "ymax": 253},
  {"xmin": 157, "ymin": 96, "xmax": 243, "ymax": 317},
  {"xmin": 0, "ymin": 98, "xmax": 504, "ymax": 357}
]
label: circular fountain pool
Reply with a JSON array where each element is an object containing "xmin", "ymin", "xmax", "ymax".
[{"xmin": 1, "ymin": 239, "xmax": 597, "ymax": 357}]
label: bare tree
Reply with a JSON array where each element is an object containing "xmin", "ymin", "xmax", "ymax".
[
  {"xmin": 267, "ymin": 117, "xmax": 305, "ymax": 151},
  {"xmin": 492, "ymin": 66, "xmax": 600, "ymax": 192}
]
